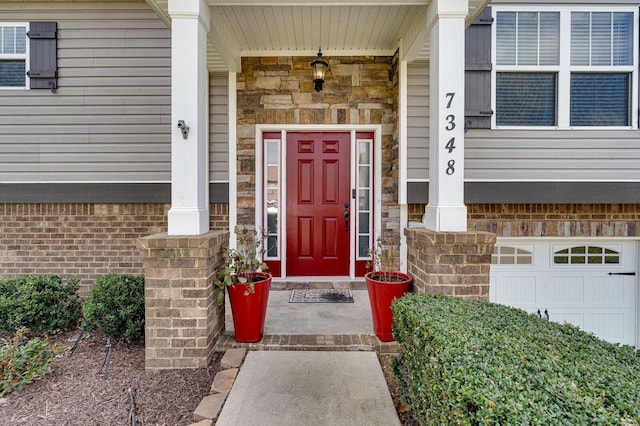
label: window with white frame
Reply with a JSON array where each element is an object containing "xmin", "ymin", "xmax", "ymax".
[
  {"xmin": 356, "ymin": 138, "xmax": 373, "ymax": 259},
  {"xmin": 493, "ymin": 8, "xmax": 637, "ymax": 128},
  {"xmin": 264, "ymin": 139, "xmax": 280, "ymax": 259},
  {"xmin": 0, "ymin": 24, "xmax": 28, "ymax": 88}
]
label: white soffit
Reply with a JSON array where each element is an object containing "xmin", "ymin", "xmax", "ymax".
[{"xmin": 147, "ymin": 0, "xmax": 490, "ymax": 71}]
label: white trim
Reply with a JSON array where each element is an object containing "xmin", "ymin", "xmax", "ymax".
[
  {"xmin": 400, "ymin": 204, "xmax": 408, "ymax": 273},
  {"xmin": 228, "ymin": 72, "xmax": 238, "ymax": 248},
  {"xmin": 280, "ymin": 130, "xmax": 287, "ymax": 277},
  {"xmin": 241, "ymin": 49, "xmax": 398, "ymax": 57},
  {"xmin": 258, "ymin": 124, "xmax": 383, "ymax": 132},
  {"xmin": 0, "ymin": 22, "xmax": 29, "ymax": 90},
  {"xmin": 491, "ymin": 6, "xmax": 639, "ymax": 130},
  {"xmin": 398, "ymin": 58, "xmax": 408, "ymax": 205},
  {"xmin": 350, "ymin": 130, "xmax": 357, "ymax": 278},
  {"xmin": 254, "ymin": 126, "xmax": 264, "ymax": 241}
]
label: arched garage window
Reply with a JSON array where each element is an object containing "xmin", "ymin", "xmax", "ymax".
[
  {"xmin": 553, "ymin": 246, "xmax": 620, "ymax": 265},
  {"xmin": 492, "ymin": 246, "xmax": 533, "ymax": 265}
]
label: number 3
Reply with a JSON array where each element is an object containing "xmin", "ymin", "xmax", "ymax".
[{"xmin": 445, "ymin": 114, "xmax": 455, "ymax": 131}]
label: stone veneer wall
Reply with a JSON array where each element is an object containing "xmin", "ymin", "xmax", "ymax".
[
  {"xmin": 0, "ymin": 203, "xmax": 229, "ymax": 295},
  {"xmin": 408, "ymin": 204, "xmax": 640, "ymax": 237},
  {"xmin": 237, "ymin": 54, "xmax": 402, "ymax": 266}
]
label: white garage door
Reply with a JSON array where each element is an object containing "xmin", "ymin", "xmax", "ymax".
[{"xmin": 490, "ymin": 239, "xmax": 638, "ymax": 346}]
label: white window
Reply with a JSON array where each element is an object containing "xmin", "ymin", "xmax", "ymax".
[
  {"xmin": 0, "ymin": 23, "xmax": 28, "ymax": 89},
  {"xmin": 491, "ymin": 245, "xmax": 534, "ymax": 265},
  {"xmin": 493, "ymin": 7, "xmax": 638, "ymax": 129},
  {"xmin": 356, "ymin": 138, "xmax": 373, "ymax": 259},
  {"xmin": 553, "ymin": 245, "xmax": 620, "ymax": 265},
  {"xmin": 264, "ymin": 139, "xmax": 281, "ymax": 260}
]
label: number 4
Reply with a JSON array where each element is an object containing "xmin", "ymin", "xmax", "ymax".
[{"xmin": 445, "ymin": 138, "xmax": 456, "ymax": 153}]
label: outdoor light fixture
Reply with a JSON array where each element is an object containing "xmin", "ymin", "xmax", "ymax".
[{"xmin": 310, "ymin": 48, "xmax": 329, "ymax": 92}]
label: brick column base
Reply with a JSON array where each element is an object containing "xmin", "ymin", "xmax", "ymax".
[
  {"xmin": 137, "ymin": 231, "xmax": 229, "ymax": 370},
  {"xmin": 405, "ymin": 228, "xmax": 496, "ymax": 301}
]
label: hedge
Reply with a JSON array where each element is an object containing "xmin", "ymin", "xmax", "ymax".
[
  {"xmin": 83, "ymin": 273, "xmax": 145, "ymax": 342},
  {"xmin": 392, "ymin": 294, "xmax": 640, "ymax": 425},
  {"xmin": 0, "ymin": 275, "xmax": 81, "ymax": 334}
]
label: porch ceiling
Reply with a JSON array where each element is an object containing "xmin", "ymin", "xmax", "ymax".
[{"xmin": 145, "ymin": 0, "xmax": 490, "ymax": 72}]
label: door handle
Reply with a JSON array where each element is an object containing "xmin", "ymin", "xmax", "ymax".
[
  {"xmin": 343, "ymin": 202, "xmax": 349, "ymax": 232},
  {"xmin": 608, "ymin": 272, "xmax": 636, "ymax": 276}
]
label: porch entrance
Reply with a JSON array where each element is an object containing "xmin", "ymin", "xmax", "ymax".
[{"xmin": 285, "ymin": 132, "xmax": 351, "ymax": 276}]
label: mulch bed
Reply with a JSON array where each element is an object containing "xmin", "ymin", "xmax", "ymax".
[
  {"xmin": 2, "ymin": 332, "xmax": 417, "ymax": 425},
  {"xmin": 2, "ymin": 330, "xmax": 221, "ymax": 425}
]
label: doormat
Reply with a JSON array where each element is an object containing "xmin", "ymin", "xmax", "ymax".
[{"xmin": 289, "ymin": 289, "xmax": 354, "ymax": 303}]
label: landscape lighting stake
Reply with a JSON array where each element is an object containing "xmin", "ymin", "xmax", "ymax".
[
  {"xmin": 129, "ymin": 388, "xmax": 137, "ymax": 426},
  {"xmin": 99, "ymin": 339, "xmax": 112, "ymax": 380},
  {"xmin": 69, "ymin": 328, "xmax": 85, "ymax": 356}
]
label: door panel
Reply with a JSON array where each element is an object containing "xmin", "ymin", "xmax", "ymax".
[
  {"xmin": 286, "ymin": 132, "xmax": 350, "ymax": 276},
  {"xmin": 491, "ymin": 240, "xmax": 637, "ymax": 346}
]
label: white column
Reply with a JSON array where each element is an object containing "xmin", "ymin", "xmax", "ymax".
[
  {"xmin": 423, "ymin": 0, "xmax": 468, "ymax": 232},
  {"xmin": 167, "ymin": 0, "xmax": 210, "ymax": 235}
]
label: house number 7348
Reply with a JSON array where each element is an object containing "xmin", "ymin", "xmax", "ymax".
[{"xmin": 444, "ymin": 92, "xmax": 456, "ymax": 175}]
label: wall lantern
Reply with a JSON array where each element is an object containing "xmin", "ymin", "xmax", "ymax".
[{"xmin": 310, "ymin": 48, "xmax": 329, "ymax": 92}]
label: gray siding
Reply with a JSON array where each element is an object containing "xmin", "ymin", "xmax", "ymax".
[
  {"xmin": 209, "ymin": 73, "xmax": 229, "ymax": 182},
  {"xmin": 465, "ymin": 129, "xmax": 640, "ymax": 181},
  {"xmin": 0, "ymin": 2, "xmax": 171, "ymax": 182},
  {"xmin": 407, "ymin": 62, "xmax": 429, "ymax": 181}
]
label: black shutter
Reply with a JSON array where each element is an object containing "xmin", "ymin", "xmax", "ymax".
[
  {"xmin": 465, "ymin": 7, "xmax": 493, "ymax": 129},
  {"xmin": 27, "ymin": 22, "xmax": 58, "ymax": 92}
]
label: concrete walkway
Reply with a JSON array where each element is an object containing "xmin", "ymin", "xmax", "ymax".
[{"xmin": 215, "ymin": 351, "xmax": 401, "ymax": 425}]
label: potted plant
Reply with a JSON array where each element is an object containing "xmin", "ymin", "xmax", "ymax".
[
  {"xmin": 214, "ymin": 227, "xmax": 272, "ymax": 343},
  {"xmin": 365, "ymin": 234, "xmax": 412, "ymax": 341}
]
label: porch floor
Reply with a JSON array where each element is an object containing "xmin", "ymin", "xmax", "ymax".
[{"xmin": 214, "ymin": 279, "xmax": 400, "ymax": 353}]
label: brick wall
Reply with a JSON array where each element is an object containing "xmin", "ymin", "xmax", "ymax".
[
  {"xmin": 409, "ymin": 203, "xmax": 640, "ymax": 237},
  {"xmin": 138, "ymin": 231, "xmax": 227, "ymax": 369},
  {"xmin": 237, "ymin": 54, "xmax": 401, "ymax": 264},
  {"xmin": 405, "ymin": 228, "xmax": 496, "ymax": 301},
  {"xmin": 0, "ymin": 203, "xmax": 229, "ymax": 295}
]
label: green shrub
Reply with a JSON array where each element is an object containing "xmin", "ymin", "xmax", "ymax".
[
  {"xmin": 392, "ymin": 294, "xmax": 640, "ymax": 425},
  {"xmin": 0, "ymin": 328, "xmax": 64, "ymax": 396},
  {"xmin": 83, "ymin": 273, "xmax": 145, "ymax": 342},
  {"xmin": 0, "ymin": 275, "xmax": 82, "ymax": 334}
]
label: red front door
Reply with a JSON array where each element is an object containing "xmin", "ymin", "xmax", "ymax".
[{"xmin": 286, "ymin": 132, "xmax": 351, "ymax": 276}]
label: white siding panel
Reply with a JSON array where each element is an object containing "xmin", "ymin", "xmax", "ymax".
[
  {"xmin": 407, "ymin": 62, "xmax": 429, "ymax": 181},
  {"xmin": 209, "ymin": 73, "xmax": 229, "ymax": 182},
  {"xmin": 0, "ymin": 2, "xmax": 171, "ymax": 182}
]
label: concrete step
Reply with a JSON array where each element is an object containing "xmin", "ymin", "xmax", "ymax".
[{"xmin": 214, "ymin": 333, "xmax": 399, "ymax": 353}]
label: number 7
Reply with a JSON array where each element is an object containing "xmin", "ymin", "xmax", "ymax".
[{"xmin": 445, "ymin": 92, "xmax": 455, "ymax": 109}]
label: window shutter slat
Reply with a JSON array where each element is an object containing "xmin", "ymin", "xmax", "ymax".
[
  {"xmin": 465, "ymin": 7, "xmax": 493, "ymax": 129},
  {"xmin": 27, "ymin": 22, "xmax": 57, "ymax": 92}
]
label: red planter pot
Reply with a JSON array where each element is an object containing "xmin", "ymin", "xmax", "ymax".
[
  {"xmin": 227, "ymin": 272, "xmax": 272, "ymax": 343},
  {"xmin": 365, "ymin": 271, "xmax": 412, "ymax": 342}
]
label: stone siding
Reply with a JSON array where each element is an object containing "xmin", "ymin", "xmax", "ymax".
[
  {"xmin": 0, "ymin": 203, "xmax": 229, "ymax": 295},
  {"xmin": 408, "ymin": 203, "xmax": 640, "ymax": 237},
  {"xmin": 237, "ymin": 54, "xmax": 401, "ymax": 265}
]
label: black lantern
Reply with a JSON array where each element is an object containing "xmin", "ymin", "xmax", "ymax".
[{"xmin": 310, "ymin": 48, "xmax": 329, "ymax": 92}]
